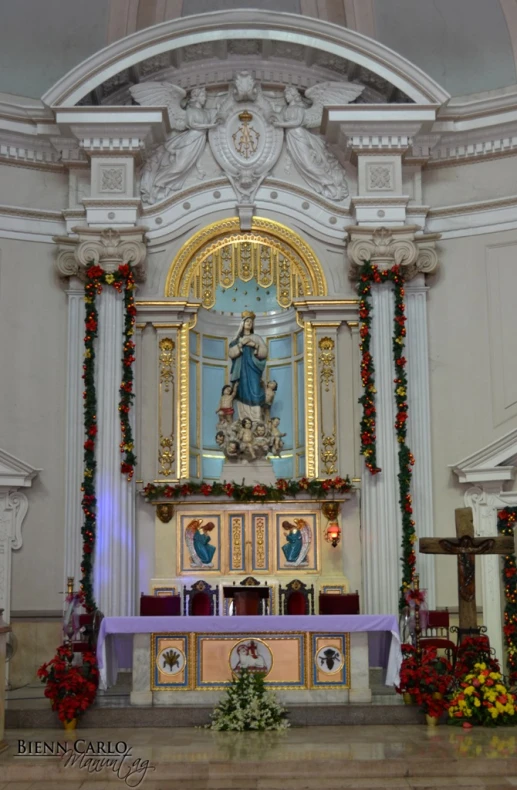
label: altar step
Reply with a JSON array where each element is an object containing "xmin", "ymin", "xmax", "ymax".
[{"xmin": 2, "ymin": 725, "xmax": 517, "ymax": 789}]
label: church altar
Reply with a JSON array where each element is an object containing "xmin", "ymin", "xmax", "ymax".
[{"xmin": 97, "ymin": 614, "xmax": 402, "ymax": 705}]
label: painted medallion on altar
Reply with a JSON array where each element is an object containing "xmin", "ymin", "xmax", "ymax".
[
  {"xmin": 315, "ymin": 646, "xmax": 344, "ymax": 675},
  {"xmin": 229, "ymin": 638, "xmax": 273, "ymax": 677},
  {"xmin": 156, "ymin": 646, "xmax": 186, "ymax": 676}
]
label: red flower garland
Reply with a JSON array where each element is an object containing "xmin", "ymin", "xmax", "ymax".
[
  {"xmin": 497, "ymin": 508, "xmax": 517, "ymax": 684},
  {"xmin": 357, "ymin": 261, "xmax": 416, "ymax": 609},
  {"xmin": 80, "ymin": 263, "xmax": 137, "ymax": 611}
]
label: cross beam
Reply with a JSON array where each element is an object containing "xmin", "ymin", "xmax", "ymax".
[{"xmin": 419, "ymin": 507, "xmax": 514, "ymax": 636}]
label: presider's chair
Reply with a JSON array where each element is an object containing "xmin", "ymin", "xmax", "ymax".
[
  {"xmin": 279, "ymin": 579, "xmax": 315, "ymax": 615},
  {"xmin": 319, "ymin": 590, "xmax": 360, "ymax": 615},
  {"xmin": 183, "ymin": 580, "xmax": 219, "ymax": 616},
  {"xmin": 419, "ymin": 608, "xmax": 455, "ymax": 659}
]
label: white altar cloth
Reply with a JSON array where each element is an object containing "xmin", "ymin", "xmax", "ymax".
[{"xmin": 97, "ymin": 614, "xmax": 401, "ymax": 690}]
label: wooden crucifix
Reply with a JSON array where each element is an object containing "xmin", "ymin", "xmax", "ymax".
[{"xmin": 419, "ymin": 507, "xmax": 514, "ymax": 641}]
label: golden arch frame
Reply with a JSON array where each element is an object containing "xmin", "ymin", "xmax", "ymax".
[
  {"xmin": 164, "ymin": 217, "xmax": 328, "ymax": 480},
  {"xmin": 165, "ymin": 217, "xmax": 327, "ymax": 307}
]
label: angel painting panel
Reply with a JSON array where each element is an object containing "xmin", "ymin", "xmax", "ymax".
[
  {"xmin": 276, "ymin": 513, "xmax": 318, "ymax": 572},
  {"xmin": 180, "ymin": 515, "xmax": 221, "ymax": 573}
]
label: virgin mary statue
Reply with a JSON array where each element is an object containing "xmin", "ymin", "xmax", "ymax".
[{"xmin": 229, "ymin": 311, "xmax": 268, "ymax": 422}]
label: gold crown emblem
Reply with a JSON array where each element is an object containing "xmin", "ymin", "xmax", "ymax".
[
  {"xmin": 238, "ymin": 110, "xmax": 253, "ymax": 123},
  {"xmin": 241, "ymin": 311, "xmax": 256, "ymax": 320}
]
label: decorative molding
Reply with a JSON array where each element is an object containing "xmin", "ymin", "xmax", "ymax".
[
  {"xmin": 451, "ymin": 428, "xmax": 517, "ymax": 484},
  {"xmin": 54, "ymin": 227, "xmax": 148, "ymax": 279},
  {"xmin": 347, "ymin": 226, "xmax": 440, "ymax": 280},
  {"xmin": 41, "ymin": 11, "xmax": 449, "ymax": 108},
  {"xmin": 0, "ymin": 449, "xmax": 40, "ymax": 489}
]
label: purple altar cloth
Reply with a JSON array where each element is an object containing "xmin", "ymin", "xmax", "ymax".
[{"xmin": 97, "ymin": 614, "xmax": 401, "ymax": 690}]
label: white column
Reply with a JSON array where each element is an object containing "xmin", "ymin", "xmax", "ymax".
[
  {"xmin": 63, "ymin": 277, "xmax": 85, "ymax": 585},
  {"xmin": 95, "ymin": 284, "xmax": 136, "ymax": 617},
  {"xmin": 406, "ymin": 276, "xmax": 436, "ymax": 609},
  {"xmin": 464, "ymin": 485, "xmax": 506, "ymax": 664},
  {"xmin": 360, "ymin": 283, "xmax": 402, "ymax": 615}
]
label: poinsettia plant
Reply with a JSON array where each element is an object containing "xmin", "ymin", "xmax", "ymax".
[
  {"xmin": 37, "ymin": 643, "xmax": 99, "ymax": 723},
  {"xmin": 397, "ymin": 643, "xmax": 453, "ymax": 717}
]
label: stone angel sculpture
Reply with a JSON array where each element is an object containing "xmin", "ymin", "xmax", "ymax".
[
  {"xmin": 273, "ymin": 82, "xmax": 364, "ymax": 201},
  {"xmin": 185, "ymin": 518, "xmax": 217, "ymax": 568},
  {"xmin": 281, "ymin": 518, "xmax": 311, "ymax": 567},
  {"xmin": 129, "ymin": 82, "xmax": 219, "ymax": 204}
]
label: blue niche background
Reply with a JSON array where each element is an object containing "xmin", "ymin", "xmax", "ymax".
[{"xmin": 188, "ymin": 277, "xmax": 305, "ymax": 481}]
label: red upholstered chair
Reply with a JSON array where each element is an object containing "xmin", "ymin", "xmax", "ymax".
[
  {"xmin": 140, "ymin": 594, "xmax": 181, "ymax": 616},
  {"xmin": 319, "ymin": 591, "xmax": 360, "ymax": 615},
  {"xmin": 279, "ymin": 579, "xmax": 315, "ymax": 615},
  {"xmin": 420, "ymin": 608, "xmax": 455, "ymax": 658},
  {"xmin": 183, "ymin": 580, "xmax": 218, "ymax": 616}
]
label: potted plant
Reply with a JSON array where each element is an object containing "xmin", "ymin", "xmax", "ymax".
[
  {"xmin": 397, "ymin": 644, "xmax": 453, "ymax": 723},
  {"xmin": 37, "ymin": 643, "xmax": 99, "ymax": 728},
  {"xmin": 207, "ymin": 668, "xmax": 289, "ymax": 731}
]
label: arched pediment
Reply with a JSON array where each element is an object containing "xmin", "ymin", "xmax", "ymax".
[
  {"xmin": 165, "ymin": 217, "xmax": 327, "ymax": 309},
  {"xmin": 42, "ymin": 10, "xmax": 449, "ymax": 109}
]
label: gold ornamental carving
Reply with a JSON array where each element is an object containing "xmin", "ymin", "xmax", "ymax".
[
  {"xmin": 156, "ymin": 503, "xmax": 174, "ymax": 524},
  {"xmin": 255, "ymin": 517, "xmax": 266, "ymax": 569},
  {"xmin": 159, "ymin": 337, "xmax": 175, "ymax": 392},
  {"xmin": 158, "ymin": 436, "xmax": 175, "ymax": 477},
  {"xmin": 321, "ymin": 432, "xmax": 338, "ymax": 475},
  {"xmin": 165, "ymin": 218, "xmax": 327, "ymax": 308},
  {"xmin": 233, "ymin": 110, "xmax": 260, "ymax": 159},
  {"xmin": 158, "ymin": 336, "xmax": 176, "ymax": 477},
  {"xmin": 232, "ymin": 516, "xmax": 243, "ymax": 569},
  {"xmin": 304, "ymin": 322, "xmax": 318, "ymax": 479},
  {"xmin": 318, "ymin": 337, "xmax": 335, "ymax": 393}
]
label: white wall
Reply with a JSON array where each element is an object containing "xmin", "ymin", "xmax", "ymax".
[
  {"xmin": 427, "ymin": 228, "xmax": 517, "ymax": 607},
  {"xmin": 0, "ymin": 237, "xmax": 67, "ymax": 612}
]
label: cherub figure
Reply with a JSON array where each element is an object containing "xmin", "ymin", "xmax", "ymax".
[
  {"xmin": 215, "ymin": 431, "xmax": 226, "ymax": 449},
  {"xmin": 216, "ymin": 382, "xmax": 238, "ymax": 425},
  {"xmin": 225, "ymin": 439, "xmax": 241, "ymax": 460},
  {"xmin": 253, "ymin": 422, "xmax": 270, "ymax": 457},
  {"xmin": 238, "ymin": 417, "xmax": 257, "ymax": 459},
  {"xmin": 264, "ymin": 380, "xmax": 277, "ymax": 420},
  {"xmin": 270, "ymin": 416, "xmax": 286, "ymax": 457}
]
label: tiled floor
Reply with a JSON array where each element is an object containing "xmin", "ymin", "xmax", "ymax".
[{"xmin": 2, "ymin": 725, "xmax": 517, "ymax": 788}]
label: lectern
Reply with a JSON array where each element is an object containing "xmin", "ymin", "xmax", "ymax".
[{"xmin": 223, "ymin": 586, "xmax": 270, "ymax": 615}]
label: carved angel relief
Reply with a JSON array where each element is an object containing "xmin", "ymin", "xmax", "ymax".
[{"xmin": 130, "ymin": 73, "xmax": 364, "ymax": 206}]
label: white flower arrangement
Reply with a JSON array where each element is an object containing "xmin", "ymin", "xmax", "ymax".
[{"xmin": 208, "ymin": 669, "xmax": 290, "ymax": 731}]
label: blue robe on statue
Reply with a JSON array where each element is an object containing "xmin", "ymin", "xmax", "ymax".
[
  {"xmin": 194, "ymin": 531, "xmax": 216, "ymax": 564},
  {"xmin": 282, "ymin": 530, "xmax": 302, "ymax": 563},
  {"xmin": 230, "ymin": 337, "xmax": 267, "ymax": 407}
]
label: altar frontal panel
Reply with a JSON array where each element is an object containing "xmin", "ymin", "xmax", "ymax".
[
  {"xmin": 151, "ymin": 635, "xmax": 190, "ymax": 690},
  {"xmin": 197, "ymin": 633, "xmax": 306, "ymax": 689},
  {"xmin": 311, "ymin": 633, "xmax": 350, "ymax": 688}
]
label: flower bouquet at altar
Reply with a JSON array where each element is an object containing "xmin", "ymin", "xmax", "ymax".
[
  {"xmin": 207, "ymin": 668, "xmax": 289, "ymax": 731},
  {"xmin": 37, "ymin": 643, "xmax": 99, "ymax": 726},
  {"xmin": 448, "ymin": 661, "xmax": 517, "ymax": 727}
]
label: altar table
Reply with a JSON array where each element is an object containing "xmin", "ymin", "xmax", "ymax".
[{"xmin": 97, "ymin": 614, "xmax": 401, "ymax": 701}]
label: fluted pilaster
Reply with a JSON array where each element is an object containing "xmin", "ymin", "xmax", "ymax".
[
  {"xmin": 347, "ymin": 226, "xmax": 439, "ymax": 615},
  {"xmin": 406, "ymin": 278, "xmax": 436, "ymax": 608},
  {"xmin": 63, "ymin": 278, "xmax": 85, "ymax": 586},
  {"xmin": 361, "ymin": 284, "xmax": 402, "ymax": 615},
  {"xmin": 55, "ymin": 227, "xmax": 147, "ymax": 617}
]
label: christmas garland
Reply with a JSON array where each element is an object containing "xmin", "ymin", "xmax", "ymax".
[
  {"xmin": 357, "ymin": 261, "xmax": 416, "ymax": 609},
  {"xmin": 80, "ymin": 263, "xmax": 137, "ymax": 611},
  {"xmin": 497, "ymin": 507, "xmax": 517, "ymax": 685},
  {"xmin": 143, "ymin": 476, "xmax": 353, "ymax": 504}
]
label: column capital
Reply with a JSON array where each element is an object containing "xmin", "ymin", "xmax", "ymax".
[
  {"xmin": 347, "ymin": 226, "xmax": 440, "ymax": 280},
  {"xmin": 54, "ymin": 227, "xmax": 148, "ymax": 281}
]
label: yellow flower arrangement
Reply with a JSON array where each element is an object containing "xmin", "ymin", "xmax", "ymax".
[{"xmin": 448, "ymin": 662, "xmax": 517, "ymax": 727}]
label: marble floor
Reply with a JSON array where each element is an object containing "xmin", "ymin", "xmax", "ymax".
[{"xmin": 2, "ymin": 725, "xmax": 517, "ymax": 788}]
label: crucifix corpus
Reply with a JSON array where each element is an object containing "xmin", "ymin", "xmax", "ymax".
[{"xmin": 419, "ymin": 507, "xmax": 514, "ymax": 642}]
